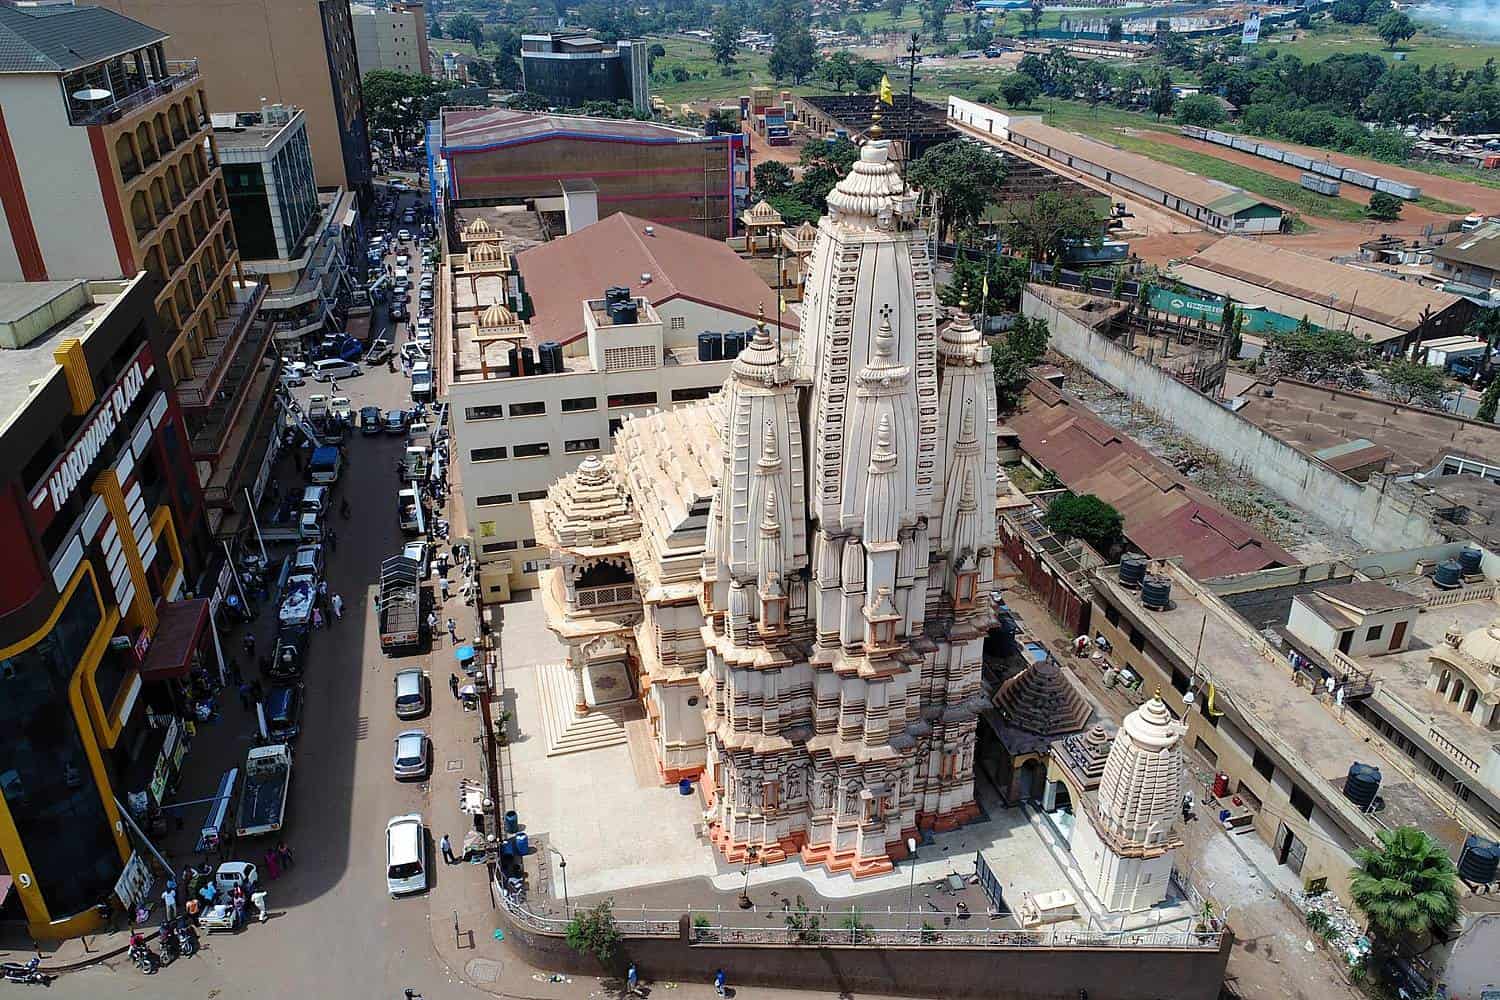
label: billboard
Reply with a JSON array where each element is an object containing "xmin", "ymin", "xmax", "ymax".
[{"xmin": 1242, "ymin": 12, "xmax": 1262, "ymax": 44}]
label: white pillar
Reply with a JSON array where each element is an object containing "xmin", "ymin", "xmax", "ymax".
[{"xmin": 570, "ymin": 663, "xmax": 589, "ymax": 716}]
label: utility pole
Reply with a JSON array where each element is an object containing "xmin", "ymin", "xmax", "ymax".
[{"xmin": 903, "ymin": 32, "xmax": 921, "ymax": 170}]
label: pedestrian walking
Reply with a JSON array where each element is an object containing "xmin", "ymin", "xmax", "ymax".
[
  {"xmin": 327, "ymin": 527, "xmax": 338, "ymax": 552},
  {"xmin": 440, "ymin": 577, "xmax": 450, "ymax": 600},
  {"xmin": 331, "ymin": 593, "xmax": 344, "ymax": 620},
  {"xmin": 252, "ymin": 890, "xmax": 269, "ymax": 923},
  {"xmin": 264, "ymin": 847, "xmax": 282, "ymax": 880},
  {"xmin": 440, "ymin": 833, "xmax": 455, "ymax": 865},
  {"xmin": 446, "ymin": 617, "xmax": 457, "ymax": 643},
  {"xmin": 1181, "ymin": 792, "xmax": 1193, "ymax": 823},
  {"xmin": 238, "ymin": 682, "xmax": 253, "ymax": 712},
  {"xmin": 714, "ymin": 969, "xmax": 726, "ymax": 997},
  {"xmin": 277, "ymin": 841, "xmax": 295, "ymax": 870},
  {"xmin": 449, "ymin": 673, "xmax": 460, "ymax": 700},
  {"xmin": 627, "ymin": 963, "xmax": 639, "ymax": 994},
  {"xmin": 242, "ymin": 633, "xmax": 256, "ymax": 657},
  {"xmin": 162, "ymin": 884, "xmax": 178, "ymax": 921},
  {"xmin": 436, "ymin": 554, "xmax": 449, "ymax": 576},
  {"xmin": 426, "ymin": 610, "xmax": 438, "ymax": 636},
  {"xmin": 329, "ymin": 378, "xmax": 339, "ymax": 394},
  {"xmin": 312, "ymin": 607, "xmax": 325, "ymax": 630}
]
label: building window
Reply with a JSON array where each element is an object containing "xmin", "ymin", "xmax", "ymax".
[
  {"xmin": 481, "ymin": 541, "xmax": 515, "ymax": 553},
  {"xmin": 465, "ymin": 405, "xmax": 505, "ymax": 420},
  {"xmin": 522, "ymin": 538, "xmax": 537, "ymax": 548},
  {"xmin": 1366, "ymin": 624, "xmax": 1384, "ymax": 642},
  {"xmin": 1288, "ymin": 783, "xmax": 1314, "ymax": 820},
  {"xmin": 1252, "ymin": 746, "xmax": 1275, "ymax": 782},
  {"xmin": 509, "ymin": 401, "xmax": 546, "ymax": 417},
  {"xmin": 1128, "ymin": 625, "xmax": 1145, "ymax": 651},
  {"xmin": 1193, "ymin": 736, "xmax": 1218, "ymax": 765},
  {"xmin": 671, "ymin": 385, "xmax": 718, "ymax": 403},
  {"xmin": 1170, "ymin": 666, "xmax": 1190, "ymax": 694},
  {"xmin": 476, "ymin": 494, "xmax": 513, "ymax": 507},
  {"xmin": 1104, "ymin": 604, "xmax": 1120, "ymax": 626},
  {"xmin": 561, "ymin": 396, "xmax": 597, "ymax": 412},
  {"xmin": 522, "ymin": 559, "xmax": 549, "ymax": 573},
  {"xmin": 670, "ymin": 316, "xmax": 685, "ymax": 330},
  {"xmin": 470, "ymin": 447, "xmax": 508, "ymax": 462},
  {"xmin": 517, "ymin": 489, "xmax": 547, "ymax": 501},
  {"xmin": 608, "ymin": 391, "xmax": 657, "ymax": 408},
  {"xmin": 565, "ymin": 437, "xmax": 600, "ymax": 454},
  {"xmin": 513, "ymin": 442, "xmax": 550, "ymax": 458}
]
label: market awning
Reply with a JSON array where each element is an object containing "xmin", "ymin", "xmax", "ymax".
[{"xmin": 139, "ymin": 598, "xmax": 210, "ymax": 680}]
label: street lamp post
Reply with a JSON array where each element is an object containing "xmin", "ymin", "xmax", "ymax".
[
  {"xmin": 904, "ymin": 837, "xmax": 919, "ymax": 930},
  {"xmin": 738, "ymin": 846, "xmax": 759, "ymax": 909},
  {"xmin": 550, "ymin": 847, "xmax": 569, "ymax": 917}
]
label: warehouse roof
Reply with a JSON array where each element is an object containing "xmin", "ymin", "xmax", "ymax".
[
  {"xmin": 1433, "ymin": 223, "xmax": 1500, "ymax": 273},
  {"xmin": 441, "ymin": 107, "xmax": 715, "ymax": 151},
  {"xmin": 1012, "ymin": 379, "xmax": 1295, "ymax": 578},
  {"xmin": 0, "ymin": 4, "xmax": 165, "ymax": 74},
  {"xmin": 1181, "ymin": 237, "xmax": 1466, "ymax": 335},
  {"xmin": 1005, "ymin": 119, "xmax": 1278, "ymax": 218}
]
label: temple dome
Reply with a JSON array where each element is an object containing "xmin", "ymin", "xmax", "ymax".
[
  {"xmin": 825, "ymin": 140, "xmax": 910, "ymax": 225},
  {"xmin": 1458, "ymin": 621, "xmax": 1500, "ymax": 667},
  {"xmin": 993, "ymin": 656, "xmax": 1092, "ymax": 737},
  {"xmin": 1095, "ymin": 694, "xmax": 1185, "ymax": 848},
  {"xmin": 480, "ymin": 301, "xmax": 516, "ymax": 328},
  {"xmin": 471, "ymin": 241, "xmax": 502, "ymax": 263},
  {"xmin": 543, "ymin": 456, "xmax": 641, "ymax": 548},
  {"xmin": 463, "ymin": 216, "xmax": 492, "ymax": 236}
]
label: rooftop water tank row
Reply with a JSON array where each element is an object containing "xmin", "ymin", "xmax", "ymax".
[
  {"xmin": 536, "ymin": 341, "xmax": 563, "ymax": 374},
  {"xmin": 1140, "ymin": 575, "xmax": 1172, "ymax": 611},
  {"xmin": 1459, "ymin": 834, "xmax": 1499, "ymax": 886},
  {"xmin": 1119, "ymin": 553, "xmax": 1147, "ymax": 589},
  {"xmin": 1459, "ymin": 546, "xmax": 1483, "ymax": 575},
  {"xmin": 1434, "ymin": 559, "xmax": 1464, "ymax": 590}
]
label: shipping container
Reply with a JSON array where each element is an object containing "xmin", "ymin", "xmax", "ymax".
[
  {"xmin": 1374, "ymin": 178, "xmax": 1422, "ymax": 200},
  {"xmin": 1300, "ymin": 172, "xmax": 1341, "ymax": 196},
  {"xmin": 1180, "ymin": 125, "xmax": 1208, "ymax": 139},
  {"xmin": 1343, "ymin": 169, "xmax": 1377, "ymax": 189},
  {"xmin": 1284, "ymin": 151, "xmax": 1314, "ymax": 170},
  {"xmin": 1259, "ymin": 144, "xmax": 1286, "ymax": 163},
  {"xmin": 1311, "ymin": 159, "xmax": 1343, "ymax": 178},
  {"xmin": 1207, "ymin": 130, "xmax": 1233, "ymax": 146},
  {"xmin": 1232, "ymin": 137, "xmax": 1259, "ymax": 152}
]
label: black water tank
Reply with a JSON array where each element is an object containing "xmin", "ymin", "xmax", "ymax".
[
  {"xmin": 1435, "ymin": 559, "xmax": 1464, "ymax": 589},
  {"xmin": 609, "ymin": 301, "xmax": 639, "ymax": 325},
  {"xmin": 1344, "ymin": 763, "xmax": 1382, "ymax": 812},
  {"xmin": 697, "ymin": 331, "xmax": 717, "ymax": 362},
  {"xmin": 706, "ymin": 331, "xmax": 724, "ymax": 360},
  {"xmin": 704, "ymin": 117, "xmax": 719, "ymax": 137},
  {"xmin": 1119, "ymin": 553, "xmax": 1148, "ymax": 589},
  {"xmin": 538, "ymin": 341, "xmax": 562, "ymax": 374},
  {"xmin": 519, "ymin": 346, "xmax": 535, "ymax": 376},
  {"xmin": 1140, "ymin": 575, "xmax": 1172, "ymax": 610},
  {"xmin": 1459, "ymin": 546, "xmax": 1484, "ymax": 575},
  {"xmin": 724, "ymin": 330, "xmax": 746, "ymax": 358},
  {"xmin": 1459, "ymin": 834, "xmax": 1500, "ymax": 885},
  {"xmin": 507, "ymin": 346, "xmax": 520, "ymax": 378},
  {"xmin": 605, "ymin": 285, "xmax": 631, "ymax": 306}
]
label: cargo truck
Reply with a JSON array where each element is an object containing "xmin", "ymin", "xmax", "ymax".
[
  {"xmin": 379, "ymin": 555, "xmax": 422, "ymax": 652},
  {"xmin": 235, "ymin": 743, "xmax": 292, "ymax": 838}
]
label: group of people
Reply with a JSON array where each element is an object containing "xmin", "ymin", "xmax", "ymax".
[{"xmin": 625, "ymin": 964, "xmax": 728, "ymax": 997}]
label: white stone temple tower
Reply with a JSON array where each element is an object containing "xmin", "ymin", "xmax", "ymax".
[{"xmin": 1069, "ymin": 694, "xmax": 1187, "ymax": 912}]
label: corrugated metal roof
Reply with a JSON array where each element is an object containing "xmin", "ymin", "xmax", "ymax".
[
  {"xmin": 0, "ymin": 4, "xmax": 166, "ymax": 74},
  {"xmin": 1011, "ymin": 379, "xmax": 1295, "ymax": 579},
  {"xmin": 1432, "ymin": 223, "xmax": 1500, "ymax": 273},
  {"xmin": 441, "ymin": 107, "xmax": 709, "ymax": 150},
  {"xmin": 1181, "ymin": 236, "xmax": 1466, "ymax": 334}
]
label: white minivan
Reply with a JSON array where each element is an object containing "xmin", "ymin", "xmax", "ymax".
[
  {"xmin": 386, "ymin": 813, "xmax": 427, "ymax": 896},
  {"xmin": 312, "ymin": 358, "xmax": 362, "ymax": 382}
]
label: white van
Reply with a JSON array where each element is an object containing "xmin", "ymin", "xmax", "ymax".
[
  {"xmin": 313, "ymin": 358, "xmax": 362, "ymax": 382},
  {"xmin": 300, "ymin": 486, "xmax": 329, "ymax": 517},
  {"xmin": 298, "ymin": 511, "xmax": 323, "ymax": 542},
  {"xmin": 385, "ymin": 813, "xmax": 427, "ymax": 896}
]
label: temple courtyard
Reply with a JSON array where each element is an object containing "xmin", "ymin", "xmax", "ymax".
[{"xmin": 494, "ymin": 592, "xmax": 1198, "ymax": 936}]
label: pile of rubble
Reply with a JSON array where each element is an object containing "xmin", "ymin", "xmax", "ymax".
[{"xmin": 1295, "ymin": 890, "xmax": 1370, "ymax": 969}]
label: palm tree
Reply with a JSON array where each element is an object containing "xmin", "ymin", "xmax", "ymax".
[{"xmin": 1348, "ymin": 827, "xmax": 1459, "ymax": 951}]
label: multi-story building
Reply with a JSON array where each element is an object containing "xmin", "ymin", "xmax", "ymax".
[
  {"xmin": 99, "ymin": 0, "xmax": 372, "ymax": 201},
  {"xmin": 520, "ymin": 33, "xmax": 649, "ymax": 114},
  {"xmin": 0, "ymin": 3, "xmax": 277, "ymax": 539},
  {"xmin": 438, "ymin": 109, "xmax": 747, "ymax": 241},
  {"xmin": 1432, "ymin": 222, "xmax": 1500, "ymax": 298},
  {"xmin": 351, "ymin": 1, "xmax": 431, "ymax": 76},
  {"xmin": 216, "ymin": 106, "xmax": 360, "ymax": 354},
  {"xmin": 446, "ymin": 211, "xmax": 797, "ymax": 601},
  {"xmin": 0, "ymin": 274, "xmax": 214, "ymax": 939}
]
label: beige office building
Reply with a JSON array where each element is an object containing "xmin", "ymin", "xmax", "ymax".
[
  {"xmin": 352, "ymin": 2, "xmax": 431, "ymax": 77},
  {"xmin": 98, "ymin": 0, "xmax": 372, "ymax": 201}
]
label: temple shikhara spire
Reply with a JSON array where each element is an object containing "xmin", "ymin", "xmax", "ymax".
[{"xmin": 536, "ymin": 135, "xmax": 998, "ymax": 877}]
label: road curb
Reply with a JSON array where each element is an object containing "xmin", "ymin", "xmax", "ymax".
[{"xmin": 3, "ymin": 928, "xmax": 159, "ymax": 975}]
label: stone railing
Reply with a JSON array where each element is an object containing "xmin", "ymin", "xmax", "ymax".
[
  {"xmin": 499, "ymin": 889, "xmax": 678, "ymax": 938},
  {"xmin": 575, "ymin": 584, "xmax": 639, "ymax": 609},
  {"xmin": 1424, "ymin": 583, "xmax": 1498, "ymax": 609}
]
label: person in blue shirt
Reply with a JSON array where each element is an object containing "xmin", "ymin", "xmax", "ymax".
[{"xmin": 714, "ymin": 968, "xmax": 727, "ymax": 996}]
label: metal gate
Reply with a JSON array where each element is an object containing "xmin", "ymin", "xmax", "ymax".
[{"xmin": 974, "ymin": 851, "xmax": 1009, "ymax": 915}]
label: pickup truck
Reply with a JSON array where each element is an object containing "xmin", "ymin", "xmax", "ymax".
[
  {"xmin": 379, "ymin": 554, "xmax": 422, "ymax": 652},
  {"xmin": 235, "ymin": 743, "xmax": 292, "ymax": 838},
  {"xmin": 309, "ymin": 445, "xmax": 343, "ymax": 485},
  {"xmin": 279, "ymin": 573, "xmax": 319, "ymax": 627},
  {"xmin": 398, "ymin": 487, "xmax": 424, "ymax": 535}
]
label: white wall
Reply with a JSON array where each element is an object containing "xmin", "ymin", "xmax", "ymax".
[
  {"xmin": 0, "ymin": 75, "xmax": 117, "ymax": 281},
  {"xmin": 1286, "ymin": 598, "xmax": 1340, "ymax": 654}
]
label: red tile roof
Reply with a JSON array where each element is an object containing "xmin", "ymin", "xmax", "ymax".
[
  {"xmin": 515, "ymin": 213, "xmax": 799, "ymax": 346},
  {"xmin": 1011, "ymin": 379, "xmax": 1295, "ymax": 578}
]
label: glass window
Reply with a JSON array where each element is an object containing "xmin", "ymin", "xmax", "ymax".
[
  {"xmin": 607, "ymin": 391, "xmax": 657, "ymax": 408},
  {"xmin": 476, "ymin": 494, "xmax": 512, "ymax": 507},
  {"xmin": 513, "ymin": 443, "xmax": 549, "ymax": 458},
  {"xmin": 671, "ymin": 386, "xmax": 718, "ymax": 403},
  {"xmin": 564, "ymin": 438, "xmax": 600, "ymax": 454},
  {"xmin": 1252, "ymin": 746, "xmax": 1275, "ymax": 781},
  {"xmin": 0, "ymin": 576, "xmax": 122, "ymax": 918},
  {"xmin": 516, "ymin": 490, "xmax": 546, "ymax": 501},
  {"xmin": 561, "ymin": 396, "xmax": 597, "ymax": 412},
  {"xmin": 464, "ymin": 405, "xmax": 505, "ymax": 421},
  {"xmin": 470, "ymin": 447, "xmax": 508, "ymax": 462},
  {"xmin": 509, "ymin": 401, "xmax": 546, "ymax": 417}
]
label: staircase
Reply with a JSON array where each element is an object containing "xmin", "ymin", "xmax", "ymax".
[{"xmin": 535, "ymin": 662, "xmax": 632, "ymax": 756}]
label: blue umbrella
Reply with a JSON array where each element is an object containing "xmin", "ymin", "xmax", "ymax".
[{"xmin": 454, "ymin": 644, "xmax": 475, "ymax": 662}]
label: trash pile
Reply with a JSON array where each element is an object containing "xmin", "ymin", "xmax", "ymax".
[{"xmin": 1296, "ymin": 889, "xmax": 1370, "ymax": 968}]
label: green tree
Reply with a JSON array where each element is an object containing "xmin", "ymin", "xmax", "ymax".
[
  {"xmin": 1150, "ymin": 71, "xmax": 1176, "ymax": 120},
  {"xmin": 999, "ymin": 72, "xmax": 1041, "ymax": 108},
  {"xmin": 564, "ymin": 900, "xmax": 623, "ymax": 964},
  {"xmin": 823, "ymin": 50, "xmax": 857, "ymax": 90},
  {"xmin": 884, "ymin": 0, "xmax": 906, "ymax": 20},
  {"xmin": 447, "ymin": 12, "xmax": 484, "ymax": 49},
  {"xmin": 766, "ymin": 193, "xmax": 819, "ymax": 225},
  {"xmin": 1106, "ymin": 17, "xmax": 1123, "ymax": 41},
  {"xmin": 1366, "ymin": 191, "xmax": 1403, "ymax": 221},
  {"xmin": 1174, "ymin": 93, "xmax": 1226, "ymax": 127},
  {"xmin": 769, "ymin": 28, "xmax": 817, "ymax": 83},
  {"xmin": 852, "ymin": 58, "xmax": 886, "ymax": 92},
  {"xmin": 940, "ymin": 254, "xmax": 1028, "ymax": 312},
  {"xmin": 363, "ymin": 71, "xmax": 454, "ymax": 147},
  {"xmin": 1263, "ymin": 318, "xmax": 1371, "ymax": 389},
  {"xmin": 712, "ymin": 8, "xmax": 741, "ymax": 71},
  {"xmin": 1004, "ymin": 190, "xmax": 1104, "ymax": 263},
  {"xmin": 469, "ymin": 59, "xmax": 493, "ymax": 87},
  {"xmin": 1043, "ymin": 492, "xmax": 1125, "ymax": 553},
  {"xmin": 1379, "ymin": 358, "xmax": 1450, "ymax": 407},
  {"xmin": 907, "ymin": 139, "xmax": 1007, "ymax": 243},
  {"xmin": 1349, "ymin": 827, "xmax": 1459, "ymax": 952},
  {"xmin": 753, "ymin": 160, "xmax": 794, "ymax": 197},
  {"xmin": 1477, "ymin": 379, "xmax": 1500, "ymax": 422},
  {"xmin": 990, "ymin": 315, "xmax": 1051, "ymax": 412},
  {"xmin": 1375, "ymin": 10, "xmax": 1415, "ymax": 47},
  {"xmin": 923, "ymin": 0, "xmax": 948, "ymax": 42},
  {"xmin": 430, "ymin": 19, "xmax": 444, "ymax": 39}
]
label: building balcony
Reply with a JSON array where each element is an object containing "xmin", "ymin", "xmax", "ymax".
[
  {"xmin": 69, "ymin": 60, "xmax": 200, "ymax": 126},
  {"xmin": 200, "ymin": 365, "xmax": 279, "ymax": 511},
  {"xmin": 574, "ymin": 583, "xmax": 639, "ymax": 611},
  {"xmin": 179, "ymin": 279, "xmax": 270, "ymax": 417}
]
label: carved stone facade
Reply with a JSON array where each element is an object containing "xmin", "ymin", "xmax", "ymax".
[{"xmin": 536, "ymin": 139, "xmax": 998, "ymax": 877}]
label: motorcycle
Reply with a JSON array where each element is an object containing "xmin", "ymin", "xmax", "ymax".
[
  {"xmin": 175, "ymin": 920, "xmax": 198, "ymax": 959},
  {"xmin": 157, "ymin": 923, "xmax": 179, "ymax": 965},
  {"xmin": 127, "ymin": 935, "xmax": 158, "ymax": 975},
  {"xmin": 0, "ymin": 958, "xmax": 52, "ymax": 986}
]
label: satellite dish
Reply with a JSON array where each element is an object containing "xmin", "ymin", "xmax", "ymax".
[{"xmin": 72, "ymin": 88, "xmax": 113, "ymax": 102}]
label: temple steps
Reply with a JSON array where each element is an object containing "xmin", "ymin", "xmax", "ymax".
[{"xmin": 536, "ymin": 662, "xmax": 632, "ymax": 756}]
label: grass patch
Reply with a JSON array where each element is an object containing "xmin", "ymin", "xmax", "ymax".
[
  {"xmin": 648, "ymin": 36, "xmax": 774, "ymax": 105},
  {"xmin": 1406, "ymin": 160, "xmax": 1500, "ymax": 192},
  {"xmin": 1417, "ymin": 193, "xmax": 1473, "ymax": 215},
  {"xmin": 1271, "ymin": 22, "xmax": 1500, "ymax": 71}
]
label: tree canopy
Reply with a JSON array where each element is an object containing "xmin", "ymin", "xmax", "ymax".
[
  {"xmin": 711, "ymin": 8, "xmax": 740, "ymax": 70},
  {"xmin": 907, "ymin": 140, "xmax": 1007, "ymax": 244},
  {"xmin": 991, "ymin": 315, "xmax": 1051, "ymax": 413},
  {"xmin": 1174, "ymin": 93, "xmax": 1227, "ymax": 127},
  {"xmin": 1004, "ymin": 191, "xmax": 1104, "ymax": 263},
  {"xmin": 769, "ymin": 28, "xmax": 817, "ymax": 83},
  {"xmin": 1349, "ymin": 827, "xmax": 1459, "ymax": 950},
  {"xmin": 1262, "ymin": 318, "xmax": 1371, "ymax": 389},
  {"xmin": 1375, "ymin": 10, "xmax": 1417, "ymax": 49},
  {"xmin": 363, "ymin": 71, "xmax": 454, "ymax": 147},
  {"xmin": 1366, "ymin": 191, "xmax": 1404, "ymax": 221},
  {"xmin": 1379, "ymin": 358, "xmax": 1449, "ymax": 407},
  {"xmin": 998, "ymin": 72, "xmax": 1041, "ymax": 108},
  {"xmin": 1043, "ymin": 492, "xmax": 1125, "ymax": 554},
  {"xmin": 753, "ymin": 161, "xmax": 794, "ymax": 198},
  {"xmin": 564, "ymin": 900, "xmax": 623, "ymax": 964}
]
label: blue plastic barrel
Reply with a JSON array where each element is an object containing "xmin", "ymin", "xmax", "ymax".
[
  {"xmin": 501, "ymin": 838, "xmax": 514, "ymax": 857},
  {"xmin": 514, "ymin": 831, "xmax": 530, "ymax": 856},
  {"xmin": 504, "ymin": 810, "xmax": 518, "ymax": 834},
  {"xmin": 678, "ymin": 778, "xmax": 693, "ymax": 795}
]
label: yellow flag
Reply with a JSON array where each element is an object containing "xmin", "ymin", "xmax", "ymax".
[
  {"xmin": 879, "ymin": 74, "xmax": 895, "ymax": 106},
  {"xmin": 981, "ymin": 272, "xmax": 989, "ymax": 303},
  {"xmin": 778, "ymin": 292, "xmax": 787, "ymax": 314},
  {"xmin": 1207, "ymin": 683, "xmax": 1224, "ymax": 717}
]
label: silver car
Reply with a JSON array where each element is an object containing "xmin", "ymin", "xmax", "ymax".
[
  {"xmin": 393, "ymin": 729, "xmax": 430, "ymax": 781},
  {"xmin": 393, "ymin": 668, "xmax": 428, "ymax": 719}
]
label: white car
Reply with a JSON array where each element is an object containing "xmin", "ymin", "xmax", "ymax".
[
  {"xmin": 280, "ymin": 361, "xmax": 309, "ymax": 387},
  {"xmin": 402, "ymin": 540, "xmax": 430, "ymax": 577},
  {"xmin": 386, "ymin": 814, "xmax": 428, "ymax": 896},
  {"xmin": 396, "ymin": 253, "xmax": 409, "ymax": 268},
  {"xmin": 330, "ymin": 396, "xmax": 353, "ymax": 422},
  {"xmin": 398, "ymin": 228, "xmax": 411, "ymax": 242}
]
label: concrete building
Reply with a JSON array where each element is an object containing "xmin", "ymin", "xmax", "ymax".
[
  {"xmin": 438, "ymin": 108, "xmax": 747, "ymax": 242},
  {"xmin": 446, "ymin": 211, "xmax": 797, "ymax": 601},
  {"xmin": 533, "ymin": 138, "xmax": 995, "ymax": 877},
  {"xmin": 350, "ymin": 1, "xmax": 431, "ymax": 76},
  {"xmin": 1174, "ymin": 237, "xmax": 1473, "ymax": 353},
  {"xmin": 215, "ymin": 106, "xmax": 361, "ymax": 353},
  {"xmin": 519, "ymin": 33, "xmax": 649, "ymax": 114},
  {"xmin": 0, "ymin": 274, "xmax": 213, "ymax": 939},
  {"xmin": 99, "ymin": 0, "xmax": 372, "ymax": 201},
  {"xmin": 945, "ymin": 99, "xmax": 1284, "ymax": 235},
  {"xmin": 1432, "ymin": 222, "xmax": 1500, "ymax": 298},
  {"xmin": 0, "ymin": 3, "xmax": 277, "ymax": 538}
]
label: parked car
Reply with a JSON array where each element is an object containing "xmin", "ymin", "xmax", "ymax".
[
  {"xmin": 390, "ymin": 303, "xmax": 408, "ymax": 323},
  {"xmin": 291, "ymin": 543, "xmax": 324, "ymax": 580},
  {"xmin": 394, "ymin": 669, "xmax": 429, "ymax": 719},
  {"xmin": 214, "ymin": 861, "xmax": 259, "ymax": 896},
  {"xmin": 383, "ymin": 409, "xmax": 410, "ymax": 435},
  {"xmin": 265, "ymin": 683, "xmax": 304, "ymax": 741},
  {"xmin": 312, "ymin": 358, "xmax": 362, "ymax": 382},
  {"xmin": 364, "ymin": 339, "xmax": 392, "ymax": 365},
  {"xmin": 360, "ymin": 405, "xmax": 384, "ymax": 435},
  {"xmin": 386, "ymin": 814, "xmax": 428, "ymax": 896},
  {"xmin": 402, "ymin": 540, "xmax": 429, "ymax": 577},
  {"xmin": 330, "ymin": 396, "xmax": 353, "ymax": 423},
  {"xmin": 392, "ymin": 730, "xmax": 430, "ymax": 781},
  {"xmin": 280, "ymin": 361, "xmax": 309, "ymax": 387}
]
